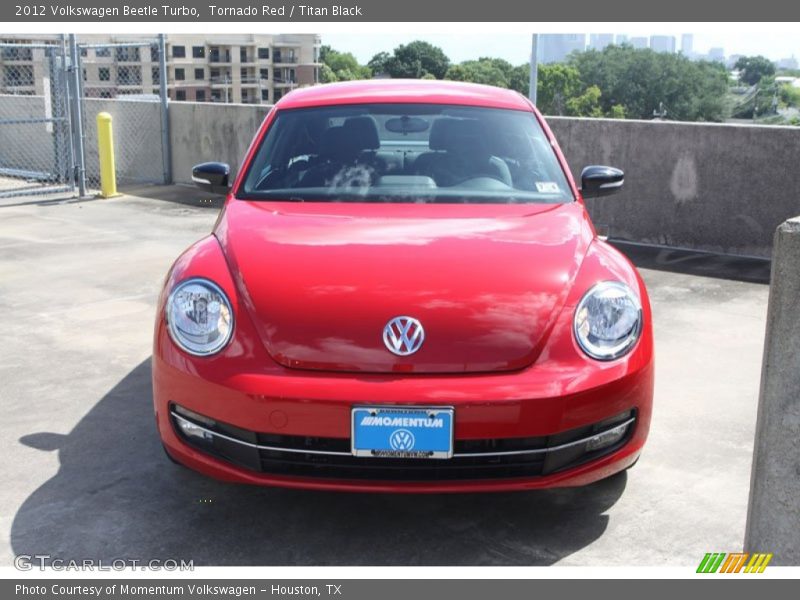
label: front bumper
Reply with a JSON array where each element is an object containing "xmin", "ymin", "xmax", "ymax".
[{"xmin": 153, "ymin": 352, "xmax": 653, "ymax": 493}]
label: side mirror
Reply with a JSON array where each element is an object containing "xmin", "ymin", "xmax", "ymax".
[
  {"xmin": 192, "ymin": 162, "xmax": 231, "ymax": 195},
  {"xmin": 580, "ymin": 165, "xmax": 624, "ymax": 198}
]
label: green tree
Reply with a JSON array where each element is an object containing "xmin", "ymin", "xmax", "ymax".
[
  {"xmin": 367, "ymin": 51, "xmax": 392, "ymax": 76},
  {"xmin": 609, "ymin": 104, "xmax": 627, "ymax": 119},
  {"xmin": 779, "ymin": 83, "xmax": 800, "ymax": 107},
  {"xmin": 444, "ymin": 57, "xmax": 534, "ymax": 93},
  {"xmin": 734, "ymin": 55, "xmax": 776, "ymax": 86},
  {"xmin": 536, "ymin": 64, "xmax": 583, "ymax": 115},
  {"xmin": 443, "ymin": 64, "xmax": 469, "ymax": 82},
  {"xmin": 444, "ymin": 58, "xmax": 510, "ymax": 88},
  {"xmin": 565, "ymin": 85, "xmax": 604, "ymax": 117},
  {"xmin": 569, "ymin": 45, "xmax": 730, "ymax": 121},
  {"xmin": 382, "ymin": 41, "xmax": 451, "ymax": 79},
  {"xmin": 508, "ymin": 64, "xmax": 529, "ymax": 95},
  {"xmin": 319, "ymin": 45, "xmax": 371, "ymax": 81},
  {"xmin": 319, "ymin": 63, "xmax": 338, "ymax": 83}
]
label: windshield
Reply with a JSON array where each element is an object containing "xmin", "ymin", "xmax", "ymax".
[{"xmin": 239, "ymin": 103, "xmax": 574, "ymax": 204}]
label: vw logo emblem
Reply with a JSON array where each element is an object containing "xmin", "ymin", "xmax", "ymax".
[
  {"xmin": 389, "ymin": 429, "xmax": 415, "ymax": 451},
  {"xmin": 383, "ymin": 316, "xmax": 425, "ymax": 356}
]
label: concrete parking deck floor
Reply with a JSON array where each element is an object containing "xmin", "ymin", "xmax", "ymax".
[{"xmin": 0, "ymin": 186, "xmax": 769, "ymax": 566}]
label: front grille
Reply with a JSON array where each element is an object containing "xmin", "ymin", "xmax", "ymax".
[
  {"xmin": 257, "ymin": 446, "xmax": 547, "ymax": 481},
  {"xmin": 170, "ymin": 404, "xmax": 635, "ymax": 482}
]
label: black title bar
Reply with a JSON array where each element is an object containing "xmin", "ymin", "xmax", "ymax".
[{"xmin": 2, "ymin": 0, "xmax": 800, "ymax": 22}]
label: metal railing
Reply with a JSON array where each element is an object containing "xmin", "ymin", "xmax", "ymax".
[{"xmin": 240, "ymin": 76, "xmax": 269, "ymax": 84}]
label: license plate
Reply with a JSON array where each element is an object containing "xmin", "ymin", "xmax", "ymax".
[{"xmin": 351, "ymin": 406, "xmax": 454, "ymax": 459}]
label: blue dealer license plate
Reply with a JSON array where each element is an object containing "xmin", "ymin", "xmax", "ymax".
[{"xmin": 351, "ymin": 406, "xmax": 454, "ymax": 459}]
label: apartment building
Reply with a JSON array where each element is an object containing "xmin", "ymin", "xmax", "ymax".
[
  {"xmin": 0, "ymin": 34, "xmax": 322, "ymax": 104},
  {"xmin": 0, "ymin": 41, "xmax": 49, "ymax": 95},
  {"xmin": 162, "ymin": 34, "xmax": 321, "ymax": 103}
]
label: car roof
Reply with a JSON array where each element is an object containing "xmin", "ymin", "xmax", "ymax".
[{"xmin": 276, "ymin": 79, "xmax": 534, "ymax": 112}]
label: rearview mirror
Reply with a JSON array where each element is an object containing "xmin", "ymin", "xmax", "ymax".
[
  {"xmin": 192, "ymin": 162, "xmax": 231, "ymax": 195},
  {"xmin": 385, "ymin": 116, "xmax": 430, "ymax": 134},
  {"xmin": 580, "ymin": 165, "xmax": 624, "ymax": 198}
]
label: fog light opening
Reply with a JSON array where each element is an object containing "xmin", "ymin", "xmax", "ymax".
[
  {"xmin": 585, "ymin": 422, "xmax": 630, "ymax": 452},
  {"xmin": 175, "ymin": 416, "xmax": 214, "ymax": 443},
  {"xmin": 173, "ymin": 404, "xmax": 216, "ymax": 427},
  {"xmin": 173, "ymin": 404, "xmax": 217, "ymax": 445}
]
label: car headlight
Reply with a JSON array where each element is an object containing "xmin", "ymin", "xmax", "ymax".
[
  {"xmin": 166, "ymin": 278, "xmax": 234, "ymax": 356},
  {"xmin": 574, "ymin": 281, "xmax": 642, "ymax": 361}
]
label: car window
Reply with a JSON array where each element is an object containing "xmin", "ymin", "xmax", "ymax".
[{"xmin": 239, "ymin": 103, "xmax": 574, "ymax": 204}]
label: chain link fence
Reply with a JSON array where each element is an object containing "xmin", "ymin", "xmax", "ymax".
[
  {"xmin": 0, "ymin": 36, "xmax": 169, "ymax": 199},
  {"xmin": 0, "ymin": 41, "xmax": 73, "ymax": 198},
  {"xmin": 77, "ymin": 41, "xmax": 167, "ymax": 188}
]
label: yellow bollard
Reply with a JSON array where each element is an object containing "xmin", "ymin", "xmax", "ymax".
[{"xmin": 96, "ymin": 112, "xmax": 121, "ymax": 198}]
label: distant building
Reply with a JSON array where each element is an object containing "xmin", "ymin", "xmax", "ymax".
[
  {"xmin": 588, "ymin": 34, "xmax": 614, "ymax": 51},
  {"xmin": 538, "ymin": 34, "xmax": 586, "ymax": 64},
  {"xmin": 630, "ymin": 37, "xmax": 649, "ymax": 49},
  {"xmin": 681, "ymin": 34, "xmax": 694, "ymax": 55},
  {"xmin": 774, "ymin": 76, "xmax": 800, "ymax": 88},
  {"xmin": 616, "ymin": 34, "xmax": 629, "ymax": 45},
  {"xmin": 0, "ymin": 33, "xmax": 322, "ymax": 104},
  {"xmin": 708, "ymin": 47, "xmax": 725, "ymax": 62},
  {"xmin": 777, "ymin": 56, "xmax": 799, "ymax": 70},
  {"xmin": 650, "ymin": 36, "xmax": 676, "ymax": 53}
]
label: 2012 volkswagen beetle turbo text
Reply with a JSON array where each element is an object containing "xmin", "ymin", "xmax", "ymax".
[{"xmin": 153, "ymin": 80, "xmax": 654, "ymax": 493}]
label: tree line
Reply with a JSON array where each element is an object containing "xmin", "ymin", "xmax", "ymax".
[{"xmin": 319, "ymin": 40, "xmax": 795, "ymax": 123}]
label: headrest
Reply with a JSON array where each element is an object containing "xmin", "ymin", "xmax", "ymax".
[
  {"xmin": 494, "ymin": 132, "xmax": 534, "ymax": 160},
  {"xmin": 318, "ymin": 126, "xmax": 350, "ymax": 159},
  {"xmin": 428, "ymin": 118, "xmax": 487, "ymax": 153},
  {"xmin": 343, "ymin": 116, "xmax": 380, "ymax": 151},
  {"xmin": 318, "ymin": 117, "xmax": 381, "ymax": 161}
]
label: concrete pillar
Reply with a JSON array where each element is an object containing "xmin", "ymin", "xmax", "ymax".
[
  {"xmin": 745, "ymin": 216, "xmax": 800, "ymax": 565},
  {"xmin": 231, "ymin": 45, "xmax": 242, "ymax": 104}
]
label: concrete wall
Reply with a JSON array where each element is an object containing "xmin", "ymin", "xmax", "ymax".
[
  {"xmin": 168, "ymin": 101, "xmax": 270, "ymax": 185},
  {"xmin": 745, "ymin": 216, "xmax": 800, "ymax": 564},
  {"xmin": 549, "ymin": 117, "xmax": 800, "ymax": 257}
]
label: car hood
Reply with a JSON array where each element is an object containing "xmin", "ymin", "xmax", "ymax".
[{"xmin": 216, "ymin": 200, "xmax": 594, "ymax": 374}]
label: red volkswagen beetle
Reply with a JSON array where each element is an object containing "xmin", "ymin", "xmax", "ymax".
[{"xmin": 153, "ymin": 80, "xmax": 654, "ymax": 493}]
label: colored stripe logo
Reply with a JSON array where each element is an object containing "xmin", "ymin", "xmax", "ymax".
[{"xmin": 697, "ymin": 552, "xmax": 773, "ymax": 573}]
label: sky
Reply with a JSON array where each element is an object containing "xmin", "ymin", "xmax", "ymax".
[{"xmin": 323, "ymin": 30, "xmax": 800, "ymax": 65}]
